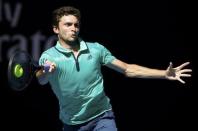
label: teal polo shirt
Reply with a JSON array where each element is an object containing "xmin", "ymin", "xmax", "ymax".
[{"xmin": 39, "ymin": 39, "xmax": 116, "ymax": 125}]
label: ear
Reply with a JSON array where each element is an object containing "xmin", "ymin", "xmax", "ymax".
[{"xmin": 53, "ymin": 26, "xmax": 59, "ymax": 34}]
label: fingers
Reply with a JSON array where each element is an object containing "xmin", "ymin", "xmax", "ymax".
[
  {"xmin": 180, "ymin": 69, "xmax": 192, "ymax": 74},
  {"xmin": 178, "ymin": 78, "xmax": 185, "ymax": 84},
  {"xmin": 177, "ymin": 69, "xmax": 191, "ymax": 84},
  {"xmin": 43, "ymin": 60, "xmax": 56, "ymax": 73},
  {"xmin": 180, "ymin": 74, "xmax": 191, "ymax": 77},
  {"xmin": 49, "ymin": 62, "xmax": 56, "ymax": 72},
  {"xmin": 178, "ymin": 69, "xmax": 192, "ymax": 79},
  {"xmin": 176, "ymin": 62, "xmax": 190, "ymax": 70},
  {"xmin": 167, "ymin": 62, "xmax": 191, "ymax": 84},
  {"xmin": 168, "ymin": 62, "xmax": 173, "ymax": 69},
  {"xmin": 167, "ymin": 62, "xmax": 173, "ymax": 71}
]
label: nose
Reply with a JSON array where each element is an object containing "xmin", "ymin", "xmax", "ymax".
[{"xmin": 71, "ymin": 24, "xmax": 78, "ymax": 31}]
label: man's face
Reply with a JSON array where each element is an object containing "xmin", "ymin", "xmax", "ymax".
[{"xmin": 54, "ymin": 15, "xmax": 80, "ymax": 43}]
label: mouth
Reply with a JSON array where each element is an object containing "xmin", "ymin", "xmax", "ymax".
[{"xmin": 71, "ymin": 34, "xmax": 77, "ymax": 38}]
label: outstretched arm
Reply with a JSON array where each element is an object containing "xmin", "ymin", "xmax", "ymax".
[{"xmin": 107, "ymin": 59, "xmax": 192, "ymax": 84}]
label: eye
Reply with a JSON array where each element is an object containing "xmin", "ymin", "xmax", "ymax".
[
  {"xmin": 65, "ymin": 23, "xmax": 72, "ymax": 27},
  {"xmin": 74, "ymin": 23, "xmax": 79, "ymax": 28}
]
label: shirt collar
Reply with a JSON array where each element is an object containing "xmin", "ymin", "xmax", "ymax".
[{"xmin": 55, "ymin": 38, "xmax": 88, "ymax": 53}]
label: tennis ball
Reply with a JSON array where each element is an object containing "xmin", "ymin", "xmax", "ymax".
[{"xmin": 14, "ymin": 64, "xmax": 24, "ymax": 78}]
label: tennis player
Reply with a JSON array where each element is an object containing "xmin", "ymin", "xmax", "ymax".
[{"xmin": 36, "ymin": 6, "xmax": 192, "ymax": 131}]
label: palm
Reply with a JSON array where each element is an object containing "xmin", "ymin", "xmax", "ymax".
[{"xmin": 165, "ymin": 62, "xmax": 192, "ymax": 84}]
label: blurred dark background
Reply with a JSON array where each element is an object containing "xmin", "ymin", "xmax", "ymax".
[{"xmin": 0, "ymin": 0, "xmax": 195, "ymax": 130}]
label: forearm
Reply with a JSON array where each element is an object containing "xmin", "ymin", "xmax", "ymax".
[
  {"xmin": 109, "ymin": 59, "xmax": 166, "ymax": 79},
  {"xmin": 125, "ymin": 64, "xmax": 166, "ymax": 79}
]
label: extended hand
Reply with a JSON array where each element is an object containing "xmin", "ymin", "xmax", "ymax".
[{"xmin": 165, "ymin": 62, "xmax": 192, "ymax": 84}]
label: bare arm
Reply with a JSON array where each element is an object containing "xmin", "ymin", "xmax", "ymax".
[{"xmin": 107, "ymin": 59, "xmax": 192, "ymax": 84}]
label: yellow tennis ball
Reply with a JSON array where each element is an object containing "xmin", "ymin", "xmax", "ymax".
[{"xmin": 14, "ymin": 64, "xmax": 24, "ymax": 78}]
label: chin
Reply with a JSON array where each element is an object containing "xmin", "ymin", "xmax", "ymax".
[{"xmin": 70, "ymin": 37, "xmax": 78, "ymax": 41}]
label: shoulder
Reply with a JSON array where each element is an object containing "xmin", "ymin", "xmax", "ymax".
[
  {"xmin": 85, "ymin": 41, "xmax": 106, "ymax": 50},
  {"xmin": 41, "ymin": 46, "xmax": 58, "ymax": 56},
  {"xmin": 40, "ymin": 46, "xmax": 61, "ymax": 61}
]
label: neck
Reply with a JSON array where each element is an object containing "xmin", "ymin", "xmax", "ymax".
[{"xmin": 59, "ymin": 39, "xmax": 80, "ymax": 52}]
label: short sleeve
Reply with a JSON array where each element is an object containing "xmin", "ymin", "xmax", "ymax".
[
  {"xmin": 39, "ymin": 52, "xmax": 54, "ymax": 66},
  {"xmin": 97, "ymin": 43, "xmax": 116, "ymax": 65}
]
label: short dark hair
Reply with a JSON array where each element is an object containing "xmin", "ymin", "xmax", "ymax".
[{"xmin": 52, "ymin": 6, "xmax": 81, "ymax": 27}]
